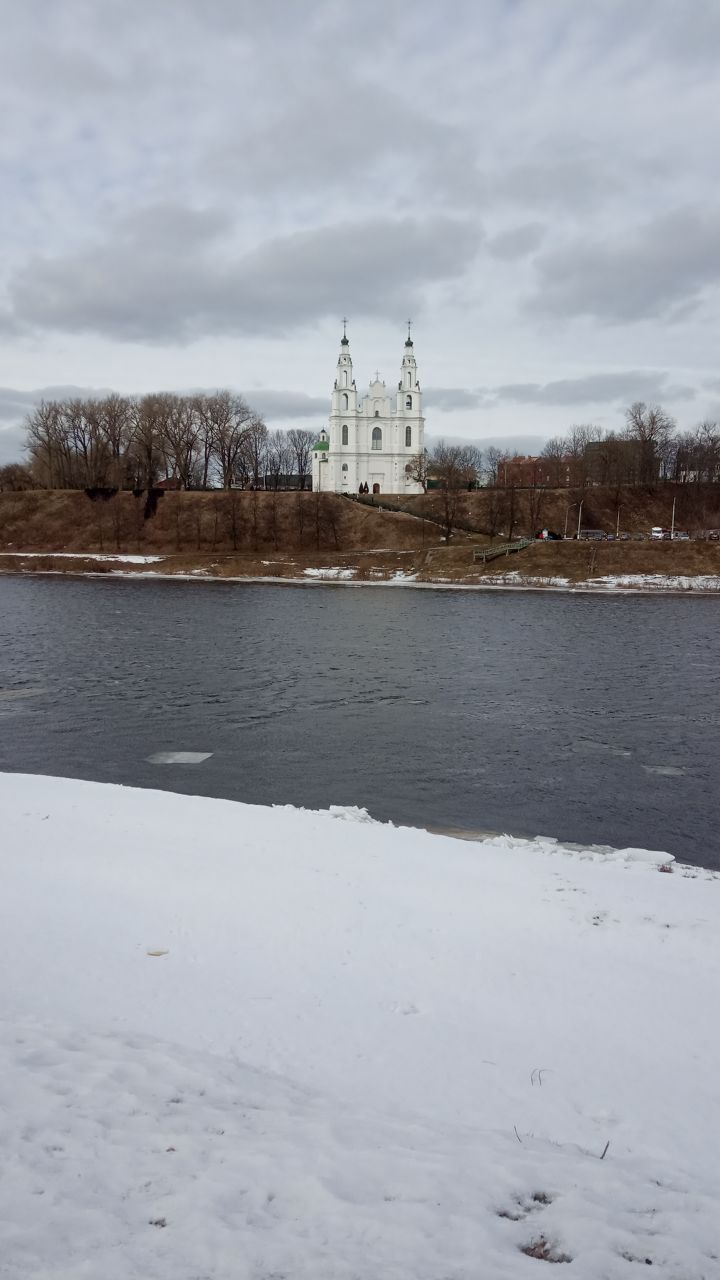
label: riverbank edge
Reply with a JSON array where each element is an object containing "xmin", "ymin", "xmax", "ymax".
[{"xmin": 2, "ymin": 563, "xmax": 720, "ymax": 595}]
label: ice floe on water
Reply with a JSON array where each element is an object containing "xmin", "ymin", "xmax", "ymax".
[
  {"xmin": 642, "ymin": 764, "xmax": 688, "ymax": 777},
  {"xmin": 2, "ymin": 773, "xmax": 719, "ymax": 1278},
  {"xmin": 146, "ymin": 751, "xmax": 214, "ymax": 764}
]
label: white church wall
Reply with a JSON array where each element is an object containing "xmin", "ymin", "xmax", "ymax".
[{"xmin": 312, "ymin": 332, "xmax": 425, "ymax": 495}]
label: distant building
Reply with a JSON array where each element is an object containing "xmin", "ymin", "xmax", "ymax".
[
  {"xmin": 498, "ymin": 455, "xmax": 571, "ymax": 487},
  {"xmin": 311, "ymin": 324, "xmax": 425, "ymax": 495},
  {"xmin": 583, "ymin": 439, "xmax": 658, "ymax": 486}
]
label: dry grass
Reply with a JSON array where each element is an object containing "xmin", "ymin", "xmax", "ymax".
[
  {"xmin": 403, "ymin": 482, "xmax": 720, "ymax": 539},
  {"xmin": 521, "ymin": 1238, "xmax": 572, "ymax": 1264},
  {"xmin": 0, "ymin": 489, "xmax": 439, "ymax": 555},
  {"xmin": 2, "ymin": 489, "xmax": 719, "ymax": 587},
  {"xmin": 472, "ymin": 538, "xmax": 720, "ymax": 582}
]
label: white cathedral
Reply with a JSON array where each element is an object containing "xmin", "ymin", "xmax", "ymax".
[{"xmin": 311, "ymin": 324, "xmax": 425, "ymax": 495}]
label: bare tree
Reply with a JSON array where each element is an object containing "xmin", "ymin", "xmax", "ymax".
[
  {"xmin": 287, "ymin": 428, "xmax": 314, "ymax": 489},
  {"xmin": 540, "ymin": 437, "xmax": 567, "ymax": 487},
  {"xmin": 265, "ymin": 428, "xmax": 294, "ymax": 490},
  {"xmin": 566, "ymin": 423, "xmax": 602, "ymax": 488},
  {"xmin": 430, "ymin": 442, "xmax": 481, "ymax": 540},
  {"xmin": 0, "ymin": 463, "xmax": 34, "ymax": 491},
  {"xmin": 128, "ymin": 394, "xmax": 170, "ymax": 489},
  {"xmin": 208, "ymin": 392, "xmax": 254, "ymax": 489},
  {"xmin": 242, "ymin": 415, "xmax": 269, "ymax": 489},
  {"xmin": 527, "ymin": 480, "xmax": 544, "ymax": 534},
  {"xmin": 26, "ymin": 400, "xmax": 71, "ymax": 488},
  {"xmin": 484, "ymin": 446, "xmax": 504, "ymax": 486},
  {"xmin": 161, "ymin": 395, "xmax": 201, "ymax": 488},
  {"xmin": 407, "ymin": 447, "xmax": 430, "ymax": 491},
  {"xmin": 623, "ymin": 403, "xmax": 675, "ymax": 486},
  {"xmin": 98, "ymin": 394, "xmax": 133, "ymax": 488}
]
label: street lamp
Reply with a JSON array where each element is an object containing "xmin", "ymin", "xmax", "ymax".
[
  {"xmin": 576, "ymin": 499, "xmax": 584, "ymax": 539},
  {"xmin": 564, "ymin": 501, "xmax": 582, "ymax": 539}
]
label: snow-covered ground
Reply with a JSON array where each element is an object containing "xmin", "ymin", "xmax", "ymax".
[
  {"xmin": 3, "ymin": 555, "xmax": 719, "ymax": 591},
  {"xmin": 0, "ymin": 551, "xmax": 165, "ymax": 563},
  {"xmin": 480, "ymin": 569, "xmax": 720, "ymax": 592},
  {"xmin": 1, "ymin": 774, "xmax": 719, "ymax": 1278}
]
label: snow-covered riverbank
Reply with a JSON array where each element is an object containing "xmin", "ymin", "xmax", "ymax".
[
  {"xmin": 1, "ymin": 774, "xmax": 718, "ymax": 1277},
  {"xmin": 2, "ymin": 552, "xmax": 720, "ymax": 592}
]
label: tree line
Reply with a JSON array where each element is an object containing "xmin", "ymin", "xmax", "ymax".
[
  {"xmin": 413, "ymin": 405, "xmax": 720, "ymax": 493},
  {"xmin": 539, "ymin": 405, "xmax": 720, "ymax": 488},
  {"xmin": 0, "ymin": 392, "xmax": 315, "ymax": 492},
  {"xmin": 1, "ymin": 395, "xmax": 719, "ymax": 497}
]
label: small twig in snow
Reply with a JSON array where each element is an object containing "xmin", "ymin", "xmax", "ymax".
[
  {"xmin": 513, "ymin": 1125, "xmax": 523, "ymax": 1144},
  {"xmin": 600, "ymin": 1140, "xmax": 610, "ymax": 1160}
]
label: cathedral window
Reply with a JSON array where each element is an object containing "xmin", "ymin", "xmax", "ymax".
[
  {"xmin": 342, "ymin": 424, "xmax": 348, "ymax": 445},
  {"xmin": 342, "ymin": 392, "xmax": 349, "ymax": 409},
  {"xmin": 372, "ymin": 426, "xmax": 382, "ymax": 451},
  {"xmin": 374, "ymin": 409, "xmax": 379, "ymax": 417},
  {"xmin": 406, "ymin": 394, "xmax": 412, "ymax": 409},
  {"xmin": 342, "ymin": 463, "xmax": 348, "ymax": 471},
  {"xmin": 405, "ymin": 425, "xmax": 412, "ymax": 447},
  {"xmin": 343, "ymin": 371, "xmax": 348, "ymax": 386}
]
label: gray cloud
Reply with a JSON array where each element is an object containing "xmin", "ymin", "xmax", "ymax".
[
  {"xmin": 423, "ymin": 387, "xmax": 487, "ymax": 411},
  {"xmin": 491, "ymin": 371, "xmax": 696, "ymax": 406},
  {"xmin": 426, "ymin": 432, "xmax": 549, "ymax": 454},
  {"xmin": 487, "ymin": 223, "xmax": 545, "ymax": 261},
  {"xmin": 248, "ymin": 390, "xmax": 327, "ymax": 420},
  {"xmin": 8, "ymin": 208, "xmax": 481, "ymax": 342},
  {"xmin": 529, "ymin": 208, "xmax": 720, "ymax": 323},
  {"xmin": 0, "ymin": 0, "xmax": 719, "ymax": 442},
  {"xmin": 0, "ymin": 385, "xmax": 113, "ymax": 421},
  {"xmin": 0, "ymin": 424, "xmax": 26, "ymax": 464}
]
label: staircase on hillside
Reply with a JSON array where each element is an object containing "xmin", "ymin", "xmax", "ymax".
[{"xmin": 472, "ymin": 539, "xmax": 533, "ymax": 564}]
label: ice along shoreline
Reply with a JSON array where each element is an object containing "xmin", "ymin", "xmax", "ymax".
[{"xmin": 2, "ymin": 555, "xmax": 720, "ymax": 594}]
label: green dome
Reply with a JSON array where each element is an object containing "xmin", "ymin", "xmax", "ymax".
[{"xmin": 314, "ymin": 439, "xmax": 330, "ymax": 451}]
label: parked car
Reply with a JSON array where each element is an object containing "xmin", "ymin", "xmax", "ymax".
[
  {"xmin": 671, "ymin": 531, "xmax": 690, "ymax": 541},
  {"xmin": 650, "ymin": 527, "xmax": 665, "ymax": 540},
  {"xmin": 578, "ymin": 529, "xmax": 606, "ymax": 541}
]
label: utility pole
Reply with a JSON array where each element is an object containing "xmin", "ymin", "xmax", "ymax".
[
  {"xmin": 576, "ymin": 499, "xmax": 584, "ymax": 539},
  {"xmin": 616, "ymin": 506, "xmax": 621, "ymax": 538},
  {"xmin": 670, "ymin": 495, "xmax": 676, "ymax": 539}
]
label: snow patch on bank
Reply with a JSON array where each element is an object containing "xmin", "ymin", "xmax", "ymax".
[
  {"xmin": 480, "ymin": 568, "xmax": 720, "ymax": 592},
  {"xmin": 1, "ymin": 551, "xmax": 165, "ymax": 563},
  {"xmin": 303, "ymin": 565, "xmax": 357, "ymax": 579},
  {"xmin": 1, "ymin": 773, "xmax": 718, "ymax": 1278}
]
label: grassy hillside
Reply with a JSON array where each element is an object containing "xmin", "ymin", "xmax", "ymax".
[
  {"xmin": 404, "ymin": 483, "xmax": 720, "ymax": 538},
  {"xmin": 0, "ymin": 489, "xmax": 438, "ymax": 554}
]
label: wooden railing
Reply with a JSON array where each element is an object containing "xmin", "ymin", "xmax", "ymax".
[{"xmin": 473, "ymin": 539, "xmax": 533, "ymax": 564}]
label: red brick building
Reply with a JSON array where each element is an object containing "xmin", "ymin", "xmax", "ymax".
[{"xmin": 497, "ymin": 455, "xmax": 571, "ymax": 487}]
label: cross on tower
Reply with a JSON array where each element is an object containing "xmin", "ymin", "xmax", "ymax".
[
  {"xmin": 342, "ymin": 316, "xmax": 348, "ymax": 338},
  {"xmin": 374, "ymin": 369, "xmax": 381, "ymax": 382},
  {"xmin": 406, "ymin": 318, "xmax": 413, "ymax": 340}
]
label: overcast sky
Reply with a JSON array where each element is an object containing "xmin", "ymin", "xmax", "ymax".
[{"xmin": 2, "ymin": 0, "xmax": 720, "ymax": 462}]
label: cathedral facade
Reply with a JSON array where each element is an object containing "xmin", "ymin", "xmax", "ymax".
[{"xmin": 311, "ymin": 326, "xmax": 425, "ymax": 495}]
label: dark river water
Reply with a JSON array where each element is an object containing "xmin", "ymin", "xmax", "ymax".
[{"xmin": 1, "ymin": 574, "xmax": 718, "ymax": 868}]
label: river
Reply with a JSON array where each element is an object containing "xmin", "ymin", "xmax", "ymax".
[{"xmin": 1, "ymin": 574, "xmax": 718, "ymax": 868}]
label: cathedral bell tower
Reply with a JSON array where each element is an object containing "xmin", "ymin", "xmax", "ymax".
[
  {"xmin": 332, "ymin": 318, "xmax": 357, "ymax": 416},
  {"xmin": 397, "ymin": 320, "xmax": 420, "ymax": 415}
]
